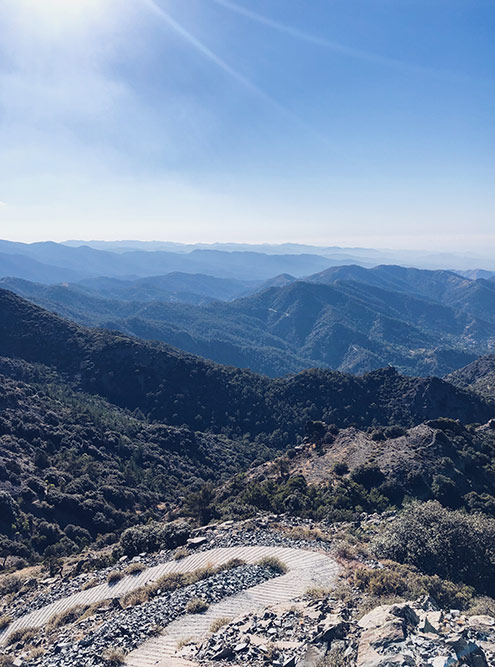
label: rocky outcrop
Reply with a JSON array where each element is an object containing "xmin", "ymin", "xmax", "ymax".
[{"xmin": 193, "ymin": 595, "xmax": 495, "ymax": 667}]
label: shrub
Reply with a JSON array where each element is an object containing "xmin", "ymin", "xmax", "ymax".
[
  {"xmin": 173, "ymin": 547, "xmax": 189, "ymax": 560},
  {"xmin": 257, "ymin": 556, "xmax": 288, "ymax": 574},
  {"xmin": 6, "ymin": 626, "xmax": 37, "ymax": 646},
  {"xmin": 353, "ymin": 561, "xmax": 474, "ymax": 610},
  {"xmin": 125, "ymin": 562, "xmax": 145, "ymax": 576},
  {"xmin": 374, "ymin": 501, "xmax": 495, "ymax": 596},
  {"xmin": 120, "ymin": 521, "xmax": 190, "ymax": 557},
  {"xmin": 103, "ymin": 648, "xmax": 126, "ymax": 665},
  {"xmin": 0, "ymin": 575, "xmax": 22, "ymax": 597},
  {"xmin": 332, "ymin": 462, "xmax": 349, "ymax": 476},
  {"xmin": 186, "ymin": 597, "xmax": 209, "ymax": 613},
  {"xmin": 466, "ymin": 597, "xmax": 495, "ymax": 618},
  {"xmin": 107, "ymin": 570, "xmax": 124, "ymax": 585},
  {"xmin": 350, "ymin": 464, "xmax": 384, "ymax": 489},
  {"xmin": 46, "ymin": 604, "xmax": 88, "ymax": 631},
  {"xmin": 0, "ymin": 615, "xmax": 11, "ymax": 630}
]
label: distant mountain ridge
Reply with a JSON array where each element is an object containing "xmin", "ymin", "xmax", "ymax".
[
  {"xmin": 3, "ymin": 261, "xmax": 495, "ymax": 376},
  {"xmin": 0, "ymin": 240, "xmax": 336, "ymax": 282}
]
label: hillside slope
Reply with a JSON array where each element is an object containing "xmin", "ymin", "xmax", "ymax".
[
  {"xmin": 2, "ymin": 273, "xmax": 490, "ymax": 376},
  {"xmin": 0, "ymin": 288, "xmax": 493, "ymax": 439}
]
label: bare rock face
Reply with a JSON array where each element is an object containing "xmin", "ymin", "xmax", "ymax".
[{"xmin": 357, "ymin": 604, "xmax": 417, "ymax": 667}]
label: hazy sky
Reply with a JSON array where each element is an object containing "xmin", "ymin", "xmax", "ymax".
[{"xmin": 0, "ymin": 0, "xmax": 493, "ymax": 248}]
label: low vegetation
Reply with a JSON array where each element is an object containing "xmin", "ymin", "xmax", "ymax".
[
  {"xmin": 0, "ymin": 615, "xmax": 11, "ymax": 630},
  {"xmin": 209, "ymin": 617, "xmax": 231, "ymax": 633},
  {"xmin": 374, "ymin": 501, "xmax": 495, "ymax": 596},
  {"xmin": 120, "ymin": 560, "xmax": 246, "ymax": 608},
  {"xmin": 353, "ymin": 561, "xmax": 475, "ymax": 611},
  {"xmin": 6, "ymin": 626, "xmax": 37, "ymax": 647},
  {"xmin": 257, "ymin": 556, "xmax": 288, "ymax": 574},
  {"xmin": 186, "ymin": 597, "xmax": 209, "ymax": 613},
  {"xmin": 106, "ymin": 570, "xmax": 124, "ymax": 585}
]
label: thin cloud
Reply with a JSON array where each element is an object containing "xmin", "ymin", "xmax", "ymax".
[
  {"xmin": 212, "ymin": 0, "xmax": 472, "ymax": 81},
  {"xmin": 0, "ymin": 201, "xmax": 6, "ymax": 207}
]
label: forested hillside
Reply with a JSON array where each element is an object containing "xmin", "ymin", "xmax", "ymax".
[
  {"xmin": 4, "ymin": 264, "xmax": 495, "ymax": 377},
  {"xmin": 1, "ymin": 288, "xmax": 494, "ymax": 561}
]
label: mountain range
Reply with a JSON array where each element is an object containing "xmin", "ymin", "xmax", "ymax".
[
  {"xmin": 2, "ymin": 241, "xmax": 495, "ymax": 289},
  {"xmin": 1, "ymin": 286, "xmax": 494, "ymax": 560},
  {"xmin": 2, "ymin": 263, "xmax": 495, "ymax": 376},
  {"xmin": 0, "ymin": 240, "xmax": 336, "ymax": 282}
]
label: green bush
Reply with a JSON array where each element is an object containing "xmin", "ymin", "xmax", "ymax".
[
  {"xmin": 354, "ymin": 561, "xmax": 474, "ymax": 610},
  {"xmin": 119, "ymin": 521, "xmax": 190, "ymax": 556},
  {"xmin": 374, "ymin": 501, "xmax": 495, "ymax": 595}
]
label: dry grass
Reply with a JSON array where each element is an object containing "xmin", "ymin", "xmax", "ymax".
[
  {"xmin": 257, "ymin": 556, "xmax": 288, "ymax": 574},
  {"xmin": 121, "ymin": 587, "xmax": 152, "ymax": 608},
  {"xmin": 305, "ymin": 587, "xmax": 331, "ymax": 601},
  {"xmin": 154, "ymin": 571, "xmax": 187, "ymax": 591},
  {"xmin": 0, "ymin": 615, "xmax": 11, "ymax": 631},
  {"xmin": 107, "ymin": 570, "xmax": 124, "ymax": 585},
  {"xmin": 79, "ymin": 601, "xmax": 107, "ymax": 620},
  {"xmin": 283, "ymin": 525, "xmax": 328, "ymax": 542},
  {"xmin": 177, "ymin": 636, "xmax": 194, "ymax": 650},
  {"xmin": 217, "ymin": 558, "xmax": 245, "ymax": 572},
  {"xmin": 121, "ymin": 560, "xmax": 247, "ymax": 609},
  {"xmin": 46, "ymin": 604, "xmax": 89, "ymax": 631},
  {"xmin": 6, "ymin": 626, "xmax": 37, "ymax": 646},
  {"xmin": 317, "ymin": 645, "xmax": 349, "ymax": 666},
  {"xmin": 209, "ymin": 617, "xmax": 231, "ymax": 633},
  {"xmin": 82, "ymin": 577, "xmax": 99, "ymax": 590},
  {"xmin": 186, "ymin": 597, "xmax": 209, "ymax": 614},
  {"xmin": 173, "ymin": 547, "xmax": 189, "ymax": 560},
  {"xmin": 103, "ymin": 648, "xmax": 126, "ymax": 665},
  {"xmin": 125, "ymin": 562, "xmax": 145, "ymax": 576}
]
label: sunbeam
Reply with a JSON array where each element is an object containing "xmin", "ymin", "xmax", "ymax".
[
  {"xmin": 140, "ymin": 0, "xmax": 346, "ymax": 158},
  {"xmin": 212, "ymin": 0, "xmax": 472, "ymax": 81}
]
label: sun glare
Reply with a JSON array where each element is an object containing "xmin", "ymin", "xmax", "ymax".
[{"xmin": 21, "ymin": 0, "xmax": 106, "ymax": 27}]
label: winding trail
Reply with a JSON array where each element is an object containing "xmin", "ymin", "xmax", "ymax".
[{"xmin": 1, "ymin": 545, "xmax": 338, "ymax": 666}]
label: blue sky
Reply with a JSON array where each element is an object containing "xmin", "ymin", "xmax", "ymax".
[{"xmin": 0, "ymin": 0, "xmax": 493, "ymax": 248}]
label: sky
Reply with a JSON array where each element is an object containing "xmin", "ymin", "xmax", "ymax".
[{"xmin": 0, "ymin": 0, "xmax": 494, "ymax": 249}]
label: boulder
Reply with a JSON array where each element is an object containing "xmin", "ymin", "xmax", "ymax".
[
  {"xmin": 361, "ymin": 619, "xmax": 406, "ymax": 648},
  {"xmin": 311, "ymin": 614, "xmax": 349, "ymax": 644},
  {"xmin": 418, "ymin": 611, "xmax": 443, "ymax": 634},
  {"xmin": 468, "ymin": 615, "xmax": 495, "ymax": 627},
  {"xmin": 296, "ymin": 644, "xmax": 327, "ymax": 666},
  {"xmin": 447, "ymin": 634, "xmax": 489, "ymax": 667}
]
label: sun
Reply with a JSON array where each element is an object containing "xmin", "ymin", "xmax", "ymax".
[{"xmin": 22, "ymin": 0, "xmax": 105, "ymax": 23}]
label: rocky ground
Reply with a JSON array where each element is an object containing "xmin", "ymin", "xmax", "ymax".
[
  {"xmin": 0, "ymin": 514, "xmax": 348, "ymax": 625},
  {"xmin": 6, "ymin": 564, "xmax": 278, "ymax": 667},
  {"xmin": 192, "ymin": 595, "xmax": 495, "ymax": 666},
  {"xmin": 2, "ymin": 515, "xmax": 495, "ymax": 667}
]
